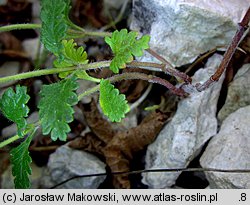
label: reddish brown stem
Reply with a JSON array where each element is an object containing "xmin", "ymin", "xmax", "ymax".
[
  {"xmin": 146, "ymin": 48, "xmax": 192, "ymax": 83},
  {"xmin": 148, "ymin": 76, "xmax": 188, "ymax": 97},
  {"xmin": 107, "ymin": 72, "xmax": 188, "ymax": 97},
  {"xmin": 196, "ymin": 7, "xmax": 250, "ymax": 91}
]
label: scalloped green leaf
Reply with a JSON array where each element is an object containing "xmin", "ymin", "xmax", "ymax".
[
  {"xmin": 10, "ymin": 128, "xmax": 37, "ymax": 189},
  {"xmin": 105, "ymin": 29, "xmax": 150, "ymax": 73},
  {"xmin": 99, "ymin": 79, "xmax": 130, "ymax": 122},
  {"xmin": 40, "ymin": 0, "xmax": 71, "ymax": 55},
  {"xmin": 62, "ymin": 39, "xmax": 88, "ymax": 64},
  {"xmin": 0, "ymin": 85, "xmax": 30, "ymax": 137},
  {"xmin": 54, "ymin": 39, "xmax": 89, "ymax": 78},
  {"xmin": 38, "ymin": 77, "xmax": 78, "ymax": 141}
]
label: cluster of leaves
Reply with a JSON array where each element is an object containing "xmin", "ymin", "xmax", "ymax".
[
  {"xmin": 53, "ymin": 39, "xmax": 88, "ymax": 78},
  {"xmin": 10, "ymin": 128, "xmax": 37, "ymax": 189},
  {"xmin": 0, "ymin": 86, "xmax": 30, "ymax": 137},
  {"xmin": 0, "ymin": 0, "xmax": 150, "ymax": 188},
  {"xmin": 38, "ymin": 77, "xmax": 79, "ymax": 141},
  {"xmin": 105, "ymin": 29, "xmax": 150, "ymax": 73},
  {"xmin": 0, "ymin": 86, "xmax": 33, "ymax": 189},
  {"xmin": 40, "ymin": 0, "xmax": 71, "ymax": 56},
  {"xmin": 100, "ymin": 79, "xmax": 130, "ymax": 122}
]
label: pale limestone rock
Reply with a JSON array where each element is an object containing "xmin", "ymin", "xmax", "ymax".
[
  {"xmin": 1, "ymin": 163, "xmax": 44, "ymax": 189},
  {"xmin": 104, "ymin": 0, "xmax": 126, "ymax": 10},
  {"xmin": 218, "ymin": 64, "xmax": 250, "ymax": 122},
  {"xmin": 22, "ymin": 38, "xmax": 43, "ymax": 61},
  {"xmin": 0, "ymin": 0, "xmax": 7, "ymax": 5},
  {"xmin": 200, "ymin": 106, "xmax": 250, "ymax": 188},
  {"xmin": 40, "ymin": 145, "xmax": 106, "ymax": 188},
  {"xmin": 0, "ymin": 62, "xmax": 19, "ymax": 89},
  {"xmin": 131, "ymin": 0, "xmax": 249, "ymax": 66},
  {"xmin": 142, "ymin": 54, "xmax": 224, "ymax": 188}
]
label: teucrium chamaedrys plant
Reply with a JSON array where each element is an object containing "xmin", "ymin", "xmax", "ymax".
[{"xmin": 0, "ymin": 0, "xmax": 150, "ymax": 188}]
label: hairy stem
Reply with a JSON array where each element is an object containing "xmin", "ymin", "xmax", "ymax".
[
  {"xmin": 0, "ymin": 125, "xmax": 37, "ymax": 149},
  {"xmin": 0, "ymin": 61, "xmax": 167, "ymax": 84},
  {"xmin": 78, "ymin": 72, "xmax": 187, "ymax": 100},
  {"xmin": 196, "ymin": 6, "xmax": 250, "ymax": 91},
  {"xmin": 83, "ymin": 30, "xmax": 111, "ymax": 38},
  {"xmin": 0, "ymin": 61, "xmax": 111, "ymax": 84},
  {"xmin": 78, "ymin": 85, "xmax": 100, "ymax": 100},
  {"xmin": 0, "ymin": 23, "xmax": 111, "ymax": 38},
  {"xmin": 0, "ymin": 135, "xmax": 20, "ymax": 149},
  {"xmin": 0, "ymin": 23, "xmax": 41, "ymax": 32},
  {"xmin": 146, "ymin": 48, "xmax": 192, "ymax": 83}
]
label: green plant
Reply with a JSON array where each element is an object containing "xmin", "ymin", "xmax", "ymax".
[{"xmin": 0, "ymin": 0, "xmax": 249, "ymax": 188}]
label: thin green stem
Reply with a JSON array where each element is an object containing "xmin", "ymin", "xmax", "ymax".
[
  {"xmin": 0, "ymin": 61, "xmax": 165, "ymax": 85},
  {"xmin": 78, "ymin": 85, "xmax": 100, "ymax": 100},
  {"xmin": 66, "ymin": 33, "xmax": 87, "ymax": 39},
  {"xmin": 0, "ymin": 23, "xmax": 111, "ymax": 38},
  {"xmin": 0, "ymin": 23, "xmax": 41, "ymax": 32},
  {"xmin": 0, "ymin": 61, "xmax": 111, "ymax": 84},
  {"xmin": 101, "ymin": 0, "xmax": 129, "ymax": 31},
  {"xmin": 84, "ymin": 31, "xmax": 111, "ymax": 37},
  {"xmin": 0, "ymin": 135, "xmax": 19, "ymax": 149},
  {"xmin": 0, "ymin": 124, "xmax": 38, "ymax": 149},
  {"xmin": 67, "ymin": 20, "xmax": 86, "ymax": 33},
  {"xmin": 81, "ymin": 72, "xmax": 101, "ymax": 83}
]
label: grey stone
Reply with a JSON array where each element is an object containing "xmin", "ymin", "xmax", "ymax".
[
  {"xmin": 0, "ymin": 62, "xmax": 19, "ymax": 89},
  {"xmin": 0, "ymin": 0, "xmax": 7, "ymax": 5},
  {"xmin": 28, "ymin": 0, "xmax": 41, "ymax": 23},
  {"xmin": 110, "ymin": 109, "xmax": 138, "ymax": 131},
  {"xmin": 73, "ymin": 105, "xmax": 85, "ymax": 125},
  {"xmin": 131, "ymin": 0, "xmax": 249, "ymax": 66},
  {"xmin": 40, "ymin": 145, "xmax": 106, "ymax": 188},
  {"xmin": 218, "ymin": 64, "xmax": 250, "ymax": 122},
  {"xmin": 33, "ymin": 79, "xmax": 43, "ymax": 106},
  {"xmin": 77, "ymin": 79, "xmax": 98, "ymax": 104},
  {"xmin": 23, "ymin": 38, "xmax": 43, "ymax": 61},
  {"xmin": 142, "ymin": 54, "xmax": 224, "ymax": 188},
  {"xmin": 200, "ymin": 106, "xmax": 250, "ymax": 188},
  {"xmin": 104, "ymin": 0, "xmax": 126, "ymax": 10},
  {"xmin": 1, "ymin": 163, "xmax": 45, "ymax": 189}
]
